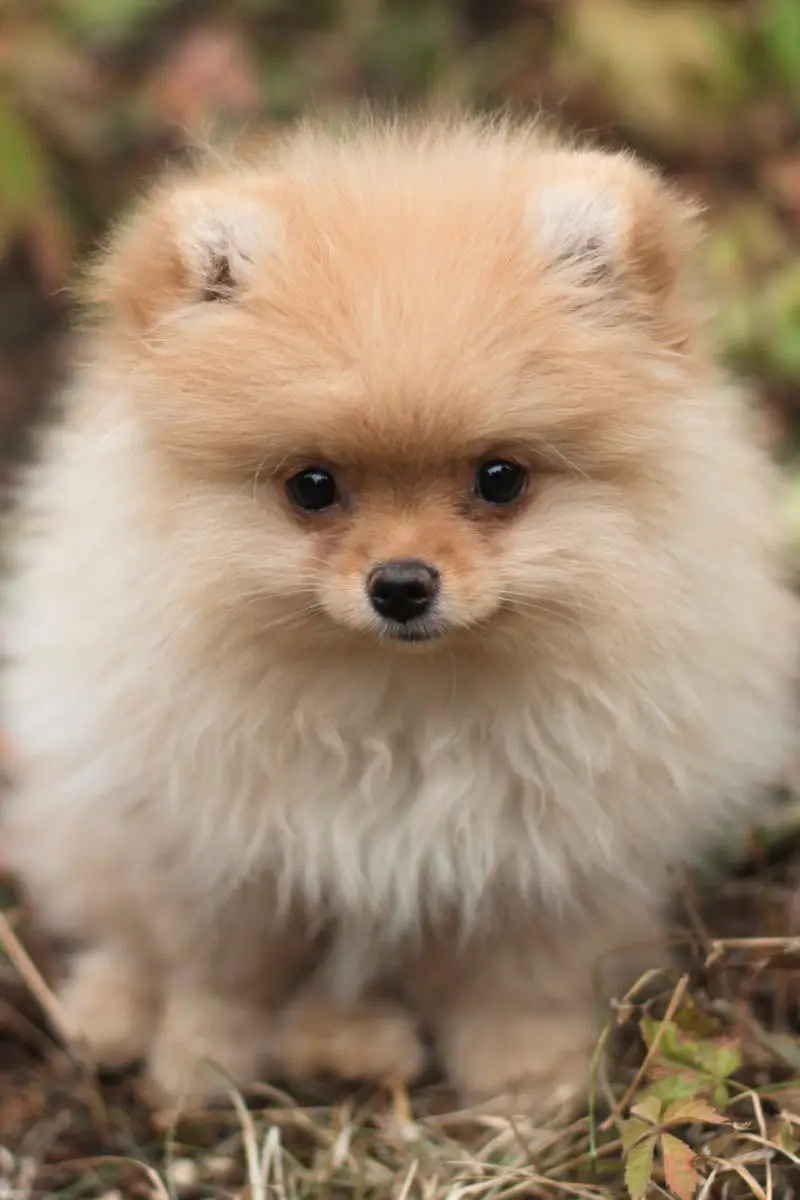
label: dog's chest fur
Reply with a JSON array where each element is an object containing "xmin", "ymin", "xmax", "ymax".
[{"xmin": 132, "ymin": 648, "xmax": 657, "ymax": 936}]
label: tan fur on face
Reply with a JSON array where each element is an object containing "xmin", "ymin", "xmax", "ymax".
[{"xmin": 2, "ymin": 114, "xmax": 795, "ymax": 1114}]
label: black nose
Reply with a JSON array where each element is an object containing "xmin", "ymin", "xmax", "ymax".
[{"xmin": 367, "ymin": 559, "xmax": 440, "ymax": 624}]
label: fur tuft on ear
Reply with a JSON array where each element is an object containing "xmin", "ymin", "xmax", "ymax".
[
  {"xmin": 529, "ymin": 150, "xmax": 703, "ymax": 338},
  {"xmin": 87, "ymin": 173, "xmax": 279, "ymax": 330}
]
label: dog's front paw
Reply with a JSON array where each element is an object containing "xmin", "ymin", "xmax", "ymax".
[
  {"xmin": 278, "ymin": 999, "xmax": 427, "ymax": 1087},
  {"xmin": 441, "ymin": 1012, "xmax": 597, "ymax": 1118},
  {"xmin": 59, "ymin": 946, "xmax": 159, "ymax": 1069},
  {"xmin": 147, "ymin": 991, "xmax": 275, "ymax": 1103}
]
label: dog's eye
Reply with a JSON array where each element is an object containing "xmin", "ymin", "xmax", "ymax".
[
  {"xmin": 474, "ymin": 459, "xmax": 527, "ymax": 506},
  {"xmin": 286, "ymin": 467, "xmax": 340, "ymax": 512}
]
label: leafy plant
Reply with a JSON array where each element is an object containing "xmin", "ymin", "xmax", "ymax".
[{"xmin": 620, "ymin": 1013, "xmax": 745, "ymax": 1200}]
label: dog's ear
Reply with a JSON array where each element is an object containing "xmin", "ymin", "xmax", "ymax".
[
  {"xmin": 530, "ymin": 150, "xmax": 703, "ymax": 341},
  {"xmin": 87, "ymin": 173, "xmax": 279, "ymax": 330}
]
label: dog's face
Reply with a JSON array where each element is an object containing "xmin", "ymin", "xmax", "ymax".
[{"xmin": 93, "ymin": 121, "xmax": 703, "ymax": 654}]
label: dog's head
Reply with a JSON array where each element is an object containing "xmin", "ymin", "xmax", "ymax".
[{"xmin": 89, "ymin": 118, "xmax": 706, "ymax": 657}]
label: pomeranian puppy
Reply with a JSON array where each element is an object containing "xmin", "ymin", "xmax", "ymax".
[{"xmin": 1, "ymin": 114, "xmax": 795, "ymax": 1114}]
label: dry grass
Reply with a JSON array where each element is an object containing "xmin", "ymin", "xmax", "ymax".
[{"xmin": 3, "ymin": 805, "xmax": 800, "ymax": 1200}]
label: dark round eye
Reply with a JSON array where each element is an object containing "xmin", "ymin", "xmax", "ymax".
[
  {"xmin": 286, "ymin": 467, "xmax": 340, "ymax": 512},
  {"xmin": 474, "ymin": 459, "xmax": 528, "ymax": 506}
]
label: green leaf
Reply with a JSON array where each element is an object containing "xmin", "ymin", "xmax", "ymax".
[
  {"xmin": 712, "ymin": 1044, "xmax": 743, "ymax": 1080},
  {"xmin": 778, "ymin": 1119, "xmax": 800, "ymax": 1154},
  {"xmin": 688, "ymin": 1037, "xmax": 742, "ymax": 1081},
  {"xmin": 57, "ymin": 0, "xmax": 165, "ymax": 39},
  {"xmin": 662, "ymin": 1098, "xmax": 728, "ymax": 1126},
  {"xmin": 640, "ymin": 1018, "xmax": 742, "ymax": 1080},
  {"xmin": 640, "ymin": 1016, "xmax": 661, "ymax": 1052},
  {"xmin": 641, "ymin": 1018, "xmax": 701, "ymax": 1070},
  {"xmin": 661, "ymin": 1133, "xmax": 699, "ymax": 1200},
  {"xmin": 673, "ymin": 1006, "xmax": 724, "ymax": 1040},
  {"xmin": 643, "ymin": 1073, "xmax": 704, "ymax": 1106},
  {"xmin": 762, "ymin": 0, "xmax": 800, "ymax": 100},
  {"xmin": 630, "ymin": 1094, "xmax": 662, "ymax": 1124},
  {"xmin": 622, "ymin": 1118, "xmax": 652, "ymax": 1151},
  {"xmin": 762, "ymin": 265, "xmax": 800, "ymax": 381},
  {"xmin": 624, "ymin": 1129, "xmax": 656, "ymax": 1200},
  {"xmin": 0, "ymin": 98, "xmax": 46, "ymax": 239}
]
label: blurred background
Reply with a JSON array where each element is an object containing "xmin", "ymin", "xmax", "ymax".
[{"xmin": 0, "ymin": 0, "xmax": 798, "ymax": 495}]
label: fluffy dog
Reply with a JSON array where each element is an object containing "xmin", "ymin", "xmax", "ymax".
[{"xmin": 1, "ymin": 114, "xmax": 794, "ymax": 1113}]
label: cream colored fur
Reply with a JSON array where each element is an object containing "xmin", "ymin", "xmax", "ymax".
[{"xmin": 1, "ymin": 114, "xmax": 795, "ymax": 1114}]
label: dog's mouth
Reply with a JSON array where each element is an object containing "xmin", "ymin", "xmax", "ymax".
[{"xmin": 380, "ymin": 619, "xmax": 447, "ymax": 645}]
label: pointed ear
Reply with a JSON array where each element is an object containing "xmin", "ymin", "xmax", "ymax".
[
  {"xmin": 87, "ymin": 173, "xmax": 280, "ymax": 330},
  {"xmin": 529, "ymin": 150, "xmax": 703, "ymax": 339}
]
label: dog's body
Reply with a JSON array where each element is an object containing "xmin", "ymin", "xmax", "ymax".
[{"xmin": 2, "ymin": 116, "xmax": 794, "ymax": 1111}]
